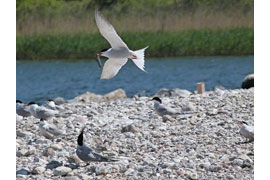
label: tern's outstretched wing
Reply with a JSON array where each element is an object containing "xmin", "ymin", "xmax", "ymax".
[
  {"xmin": 101, "ymin": 58, "xmax": 128, "ymax": 79},
  {"xmin": 95, "ymin": 10, "xmax": 128, "ymax": 49}
]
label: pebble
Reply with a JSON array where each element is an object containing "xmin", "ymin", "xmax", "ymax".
[
  {"xmin": 16, "ymin": 169, "xmax": 30, "ymax": 175},
  {"xmin": 32, "ymin": 166, "xmax": 46, "ymax": 174},
  {"xmin": 50, "ymin": 144, "xmax": 63, "ymax": 151},
  {"xmin": 64, "ymin": 176, "xmax": 80, "ymax": 180},
  {"xmin": 121, "ymin": 124, "xmax": 138, "ymax": 133},
  {"xmin": 16, "ymin": 88, "xmax": 254, "ymax": 180},
  {"xmin": 46, "ymin": 160, "xmax": 63, "ymax": 169},
  {"xmin": 53, "ymin": 166, "xmax": 72, "ymax": 176}
]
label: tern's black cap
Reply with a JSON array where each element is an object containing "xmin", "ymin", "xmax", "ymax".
[
  {"xmin": 77, "ymin": 127, "xmax": 85, "ymax": 146},
  {"xmin": 152, "ymin": 97, "xmax": 162, "ymax": 104},
  {"xmin": 16, "ymin": 100, "xmax": 22, "ymax": 103},
  {"xmin": 27, "ymin": 102, "xmax": 37, "ymax": 105}
]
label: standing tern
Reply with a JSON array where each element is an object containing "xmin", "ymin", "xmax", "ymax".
[
  {"xmin": 27, "ymin": 102, "xmax": 58, "ymax": 120},
  {"xmin": 39, "ymin": 118, "xmax": 65, "ymax": 139},
  {"xmin": 95, "ymin": 10, "xmax": 148, "ymax": 79},
  {"xmin": 150, "ymin": 97, "xmax": 181, "ymax": 117},
  {"xmin": 45, "ymin": 99, "xmax": 65, "ymax": 112},
  {"xmin": 237, "ymin": 120, "xmax": 254, "ymax": 142},
  {"xmin": 76, "ymin": 127, "xmax": 117, "ymax": 164},
  {"xmin": 16, "ymin": 100, "xmax": 31, "ymax": 118}
]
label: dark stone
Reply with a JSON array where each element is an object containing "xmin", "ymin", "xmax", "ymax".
[
  {"xmin": 16, "ymin": 169, "xmax": 30, "ymax": 175},
  {"xmin": 46, "ymin": 160, "xmax": 63, "ymax": 169},
  {"xmin": 241, "ymin": 74, "xmax": 254, "ymax": 89}
]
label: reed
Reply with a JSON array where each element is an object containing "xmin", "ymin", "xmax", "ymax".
[{"xmin": 16, "ymin": 28, "xmax": 253, "ymax": 60}]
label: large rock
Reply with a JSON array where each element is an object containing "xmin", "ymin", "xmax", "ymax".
[
  {"xmin": 73, "ymin": 91, "xmax": 103, "ymax": 103},
  {"xmin": 73, "ymin": 88, "xmax": 127, "ymax": 102},
  {"xmin": 54, "ymin": 97, "xmax": 66, "ymax": 105},
  {"xmin": 155, "ymin": 88, "xmax": 191, "ymax": 98},
  {"xmin": 53, "ymin": 166, "xmax": 72, "ymax": 176},
  {"xmin": 103, "ymin": 88, "xmax": 127, "ymax": 101},
  {"xmin": 241, "ymin": 74, "xmax": 254, "ymax": 89}
]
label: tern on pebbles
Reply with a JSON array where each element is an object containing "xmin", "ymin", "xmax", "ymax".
[
  {"xmin": 16, "ymin": 100, "xmax": 31, "ymax": 118},
  {"xmin": 76, "ymin": 127, "xmax": 118, "ymax": 165},
  {"xmin": 150, "ymin": 97, "xmax": 181, "ymax": 117},
  {"xmin": 237, "ymin": 120, "xmax": 254, "ymax": 142},
  {"xmin": 39, "ymin": 118, "xmax": 65, "ymax": 139},
  {"xmin": 27, "ymin": 102, "xmax": 58, "ymax": 120}
]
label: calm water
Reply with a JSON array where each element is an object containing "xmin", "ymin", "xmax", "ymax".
[{"xmin": 16, "ymin": 56, "xmax": 254, "ymax": 103}]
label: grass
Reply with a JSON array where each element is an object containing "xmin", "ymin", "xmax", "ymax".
[
  {"xmin": 16, "ymin": 1, "xmax": 254, "ymax": 59},
  {"xmin": 16, "ymin": 7, "xmax": 253, "ymax": 35},
  {"xmin": 16, "ymin": 28, "xmax": 254, "ymax": 60}
]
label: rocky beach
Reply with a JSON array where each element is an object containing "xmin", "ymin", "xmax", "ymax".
[{"xmin": 16, "ymin": 87, "xmax": 254, "ymax": 180}]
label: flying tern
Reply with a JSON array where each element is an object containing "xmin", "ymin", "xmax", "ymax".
[
  {"xmin": 95, "ymin": 10, "xmax": 148, "ymax": 79},
  {"xmin": 76, "ymin": 127, "xmax": 117, "ymax": 164}
]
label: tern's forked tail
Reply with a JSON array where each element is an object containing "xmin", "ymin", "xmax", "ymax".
[{"xmin": 132, "ymin": 46, "xmax": 148, "ymax": 72}]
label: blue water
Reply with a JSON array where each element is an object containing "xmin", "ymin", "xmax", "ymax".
[{"xmin": 16, "ymin": 56, "xmax": 254, "ymax": 103}]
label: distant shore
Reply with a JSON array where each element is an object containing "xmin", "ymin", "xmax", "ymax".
[{"xmin": 16, "ymin": 28, "xmax": 253, "ymax": 60}]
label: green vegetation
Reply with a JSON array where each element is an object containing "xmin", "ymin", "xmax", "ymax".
[
  {"xmin": 16, "ymin": 0, "xmax": 253, "ymax": 59},
  {"xmin": 17, "ymin": 28, "xmax": 253, "ymax": 60}
]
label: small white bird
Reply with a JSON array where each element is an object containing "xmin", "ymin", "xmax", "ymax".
[
  {"xmin": 76, "ymin": 127, "xmax": 117, "ymax": 164},
  {"xmin": 95, "ymin": 10, "xmax": 148, "ymax": 79},
  {"xmin": 39, "ymin": 118, "xmax": 65, "ymax": 139},
  {"xmin": 27, "ymin": 102, "xmax": 58, "ymax": 120},
  {"xmin": 16, "ymin": 100, "xmax": 31, "ymax": 118},
  {"xmin": 45, "ymin": 99, "xmax": 65, "ymax": 112},
  {"xmin": 150, "ymin": 97, "xmax": 181, "ymax": 117},
  {"xmin": 237, "ymin": 120, "xmax": 254, "ymax": 142}
]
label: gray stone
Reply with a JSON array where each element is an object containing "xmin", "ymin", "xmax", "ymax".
[
  {"xmin": 74, "ymin": 91, "xmax": 103, "ymax": 103},
  {"xmin": 16, "ymin": 149, "xmax": 28, "ymax": 157},
  {"xmin": 103, "ymin": 88, "xmax": 127, "ymax": 101},
  {"xmin": 17, "ymin": 130, "xmax": 33, "ymax": 137},
  {"xmin": 64, "ymin": 176, "xmax": 80, "ymax": 180},
  {"xmin": 121, "ymin": 124, "xmax": 138, "ymax": 133},
  {"xmin": 162, "ymin": 115, "xmax": 174, "ymax": 122},
  {"xmin": 233, "ymin": 159, "xmax": 243, "ymax": 166},
  {"xmin": 53, "ymin": 166, "xmax": 72, "ymax": 176},
  {"xmin": 238, "ymin": 154, "xmax": 253, "ymax": 163},
  {"xmin": 46, "ymin": 160, "xmax": 63, "ymax": 169},
  {"xmin": 208, "ymin": 165, "xmax": 221, "ymax": 172},
  {"xmin": 32, "ymin": 166, "xmax": 46, "ymax": 174},
  {"xmin": 54, "ymin": 97, "xmax": 66, "ymax": 105},
  {"xmin": 43, "ymin": 147, "xmax": 56, "ymax": 157},
  {"xmin": 226, "ymin": 175, "xmax": 235, "ymax": 179},
  {"xmin": 50, "ymin": 144, "xmax": 63, "ymax": 151},
  {"xmin": 16, "ymin": 169, "xmax": 30, "ymax": 175}
]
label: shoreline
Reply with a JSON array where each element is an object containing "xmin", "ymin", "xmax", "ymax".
[{"xmin": 16, "ymin": 87, "xmax": 254, "ymax": 179}]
